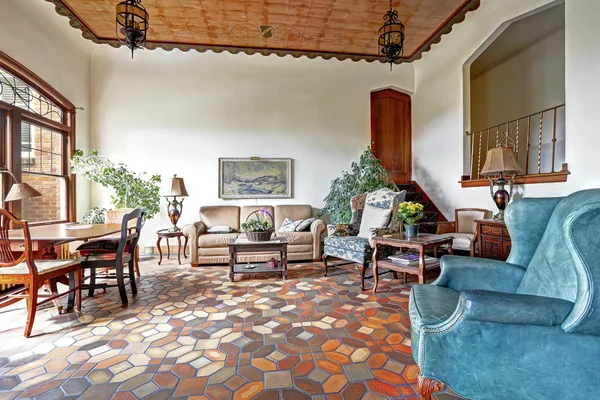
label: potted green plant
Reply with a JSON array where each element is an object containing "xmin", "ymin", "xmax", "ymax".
[
  {"xmin": 397, "ymin": 201, "xmax": 424, "ymax": 238},
  {"xmin": 241, "ymin": 208, "xmax": 274, "ymax": 242},
  {"xmin": 71, "ymin": 149, "xmax": 161, "ymax": 222},
  {"xmin": 320, "ymin": 148, "xmax": 398, "ymax": 223}
]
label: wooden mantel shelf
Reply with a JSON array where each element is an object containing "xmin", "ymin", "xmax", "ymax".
[{"xmin": 460, "ymin": 164, "xmax": 570, "ymax": 188}]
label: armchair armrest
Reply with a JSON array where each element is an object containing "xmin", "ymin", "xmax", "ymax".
[
  {"xmin": 326, "ymin": 223, "xmax": 359, "ymax": 237},
  {"xmin": 436, "ymin": 221, "xmax": 455, "ymax": 235},
  {"xmin": 182, "ymin": 221, "xmax": 206, "ymax": 266},
  {"xmin": 310, "ymin": 219, "xmax": 326, "ymax": 260},
  {"xmin": 434, "ymin": 255, "xmax": 526, "ymax": 293},
  {"xmin": 460, "ymin": 290, "xmax": 574, "ymax": 327}
]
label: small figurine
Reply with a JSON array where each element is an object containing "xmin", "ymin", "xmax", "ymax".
[{"xmin": 266, "ymin": 258, "xmax": 278, "ymax": 268}]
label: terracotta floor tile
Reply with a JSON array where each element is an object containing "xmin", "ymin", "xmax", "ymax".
[{"xmin": 0, "ymin": 259, "xmax": 456, "ymax": 400}]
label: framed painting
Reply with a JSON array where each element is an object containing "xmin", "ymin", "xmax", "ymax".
[{"xmin": 219, "ymin": 158, "xmax": 293, "ymax": 199}]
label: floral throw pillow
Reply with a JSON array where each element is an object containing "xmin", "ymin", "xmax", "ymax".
[
  {"xmin": 278, "ymin": 218, "xmax": 303, "ymax": 232},
  {"xmin": 295, "ymin": 218, "xmax": 315, "ymax": 232}
]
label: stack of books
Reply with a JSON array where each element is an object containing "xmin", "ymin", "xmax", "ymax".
[{"xmin": 389, "ymin": 253, "xmax": 438, "ymax": 266}]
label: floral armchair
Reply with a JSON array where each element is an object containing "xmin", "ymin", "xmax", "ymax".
[{"xmin": 322, "ymin": 188, "xmax": 406, "ymax": 290}]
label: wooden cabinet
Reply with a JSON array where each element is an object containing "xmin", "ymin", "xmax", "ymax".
[
  {"xmin": 476, "ymin": 219, "xmax": 512, "ymax": 261},
  {"xmin": 370, "ymin": 89, "xmax": 412, "ymax": 184}
]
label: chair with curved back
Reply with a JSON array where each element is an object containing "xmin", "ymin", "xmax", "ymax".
[
  {"xmin": 79, "ymin": 209, "xmax": 143, "ymax": 305},
  {"xmin": 0, "ymin": 208, "xmax": 82, "ymax": 337},
  {"xmin": 409, "ymin": 189, "xmax": 600, "ymax": 400},
  {"xmin": 436, "ymin": 208, "xmax": 491, "ymax": 256}
]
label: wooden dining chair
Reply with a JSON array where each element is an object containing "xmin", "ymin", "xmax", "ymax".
[
  {"xmin": 0, "ymin": 209, "xmax": 82, "ymax": 337},
  {"xmin": 80, "ymin": 209, "xmax": 143, "ymax": 305},
  {"xmin": 106, "ymin": 208, "xmax": 141, "ymax": 277}
]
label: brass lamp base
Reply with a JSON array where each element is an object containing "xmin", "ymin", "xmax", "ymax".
[
  {"xmin": 489, "ymin": 174, "xmax": 512, "ymax": 221},
  {"xmin": 166, "ymin": 196, "xmax": 184, "ymax": 232}
]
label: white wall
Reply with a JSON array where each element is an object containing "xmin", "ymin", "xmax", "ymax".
[
  {"xmin": 412, "ymin": 0, "xmax": 600, "ymax": 219},
  {"xmin": 471, "ymin": 29, "xmax": 565, "ymax": 131},
  {"xmin": 0, "ymin": 0, "xmax": 93, "ymax": 219},
  {"xmin": 90, "ymin": 47, "xmax": 414, "ymax": 246}
]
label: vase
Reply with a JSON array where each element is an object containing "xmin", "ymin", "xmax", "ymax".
[{"xmin": 404, "ymin": 224, "xmax": 419, "ymax": 238}]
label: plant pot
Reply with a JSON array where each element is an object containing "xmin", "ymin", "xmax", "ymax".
[
  {"xmin": 246, "ymin": 230, "xmax": 273, "ymax": 242},
  {"xmin": 404, "ymin": 224, "xmax": 419, "ymax": 238}
]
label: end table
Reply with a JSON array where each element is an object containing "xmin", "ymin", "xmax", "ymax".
[{"xmin": 156, "ymin": 229, "xmax": 188, "ymax": 265}]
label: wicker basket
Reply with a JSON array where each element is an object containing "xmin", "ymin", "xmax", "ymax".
[{"xmin": 243, "ymin": 209, "xmax": 274, "ymax": 242}]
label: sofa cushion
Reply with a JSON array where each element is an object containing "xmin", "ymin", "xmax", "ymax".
[
  {"xmin": 200, "ymin": 206, "xmax": 240, "ymax": 232},
  {"xmin": 276, "ymin": 231, "xmax": 313, "ymax": 245},
  {"xmin": 207, "ymin": 225, "xmax": 233, "ymax": 233},
  {"xmin": 274, "ymin": 205, "xmax": 312, "ymax": 232},
  {"xmin": 358, "ymin": 204, "xmax": 392, "ymax": 238},
  {"xmin": 279, "ymin": 218, "xmax": 303, "ymax": 232},
  {"xmin": 199, "ymin": 233, "xmax": 238, "ymax": 248},
  {"xmin": 296, "ymin": 218, "xmax": 315, "ymax": 231}
]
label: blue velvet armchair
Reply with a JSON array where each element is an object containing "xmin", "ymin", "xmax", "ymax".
[{"xmin": 409, "ymin": 189, "xmax": 600, "ymax": 400}]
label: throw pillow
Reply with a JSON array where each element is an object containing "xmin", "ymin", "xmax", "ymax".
[
  {"xmin": 279, "ymin": 218, "xmax": 303, "ymax": 232},
  {"xmin": 295, "ymin": 218, "xmax": 315, "ymax": 232},
  {"xmin": 207, "ymin": 225, "xmax": 233, "ymax": 233},
  {"xmin": 358, "ymin": 204, "xmax": 392, "ymax": 238}
]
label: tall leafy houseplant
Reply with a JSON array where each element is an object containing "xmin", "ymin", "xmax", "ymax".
[
  {"xmin": 71, "ymin": 149, "xmax": 161, "ymax": 222},
  {"xmin": 320, "ymin": 148, "xmax": 398, "ymax": 223}
]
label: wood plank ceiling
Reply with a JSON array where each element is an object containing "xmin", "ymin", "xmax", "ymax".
[{"xmin": 46, "ymin": 0, "xmax": 480, "ymax": 63}]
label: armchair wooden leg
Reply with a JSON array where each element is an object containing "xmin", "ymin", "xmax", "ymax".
[
  {"xmin": 322, "ymin": 254, "xmax": 329, "ymax": 277},
  {"xmin": 360, "ymin": 263, "xmax": 367, "ymax": 291},
  {"xmin": 417, "ymin": 374, "xmax": 444, "ymax": 400},
  {"xmin": 24, "ymin": 286, "xmax": 38, "ymax": 338}
]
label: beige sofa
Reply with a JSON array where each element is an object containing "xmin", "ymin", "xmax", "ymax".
[{"xmin": 183, "ymin": 205, "xmax": 325, "ymax": 266}]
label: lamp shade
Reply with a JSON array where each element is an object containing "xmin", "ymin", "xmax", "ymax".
[
  {"xmin": 165, "ymin": 175, "xmax": 189, "ymax": 197},
  {"xmin": 5, "ymin": 183, "xmax": 42, "ymax": 202},
  {"xmin": 480, "ymin": 147, "xmax": 522, "ymax": 176}
]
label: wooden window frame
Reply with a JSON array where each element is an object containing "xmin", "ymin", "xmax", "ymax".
[{"xmin": 0, "ymin": 51, "xmax": 76, "ymax": 225}]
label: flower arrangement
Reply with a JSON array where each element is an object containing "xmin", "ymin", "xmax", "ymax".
[
  {"xmin": 397, "ymin": 201, "xmax": 424, "ymax": 226},
  {"xmin": 241, "ymin": 208, "xmax": 273, "ymax": 232}
]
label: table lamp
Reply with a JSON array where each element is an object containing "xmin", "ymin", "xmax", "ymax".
[
  {"xmin": 164, "ymin": 174, "xmax": 189, "ymax": 232},
  {"xmin": 480, "ymin": 146, "xmax": 522, "ymax": 220},
  {"xmin": 0, "ymin": 168, "xmax": 42, "ymax": 202}
]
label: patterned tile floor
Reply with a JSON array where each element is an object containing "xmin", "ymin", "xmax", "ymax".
[{"xmin": 0, "ymin": 258, "xmax": 463, "ymax": 400}]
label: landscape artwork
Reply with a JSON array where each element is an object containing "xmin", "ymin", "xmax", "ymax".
[{"xmin": 219, "ymin": 158, "xmax": 292, "ymax": 199}]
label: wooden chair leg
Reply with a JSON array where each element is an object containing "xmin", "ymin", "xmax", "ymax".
[
  {"xmin": 75, "ymin": 269, "xmax": 82, "ymax": 311},
  {"xmin": 134, "ymin": 246, "xmax": 140, "ymax": 277},
  {"xmin": 360, "ymin": 263, "xmax": 367, "ymax": 291},
  {"xmin": 66, "ymin": 273, "xmax": 76, "ymax": 312},
  {"xmin": 115, "ymin": 263, "xmax": 128, "ymax": 305},
  {"xmin": 128, "ymin": 262, "xmax": 137, "ymax": 296},
  {"xmin": 24, "ymin": 286, "xmax": 38, "ymax": 338},
  {"xmin": 48, "ymin": 280, "xmax": 62, "ymax": 311},
  {"xmin": 88, "ymin": 267, "xmax": 96, "ymax": 298},
  {"xmin": 322, "ymin": 254, "xmax": 329, "ymax": 277},
  {"xmin": 393, "ymin": 271, "xmax": 399, "ymax": 279},
  {"xmin": 417, "ymin": 374, "xmax": 444, "ymax": 400}
]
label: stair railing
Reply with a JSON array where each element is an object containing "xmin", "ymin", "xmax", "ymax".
[{"xmin": 464, "ymin": 104, "xmax": 569, "ymax": 186}]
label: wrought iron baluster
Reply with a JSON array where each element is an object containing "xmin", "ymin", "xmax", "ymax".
[
  {"xmin": 525, "ymin": 116, "xmax": 531, "ymax": 174},
  {"xmin": 477, "ymin": 131, "xmax": 483, "ymax": 179},
  {"xmin": 537, "ymin": 112, "xmax": 543, "ymax": 174},
  {"xmin": 469, "ymin": 132, "xmax": 474, "ymax": 178},
  {"xmin": 515, "ymin": 119, "xmax": 520, "ymax": 161},
  {"xmin": 496, "ymin": 126, "xmax": 499, "ymax": 147},
  {"xmin": 551, "ymin": 108, "xmax": 557, "ymax": 173}
]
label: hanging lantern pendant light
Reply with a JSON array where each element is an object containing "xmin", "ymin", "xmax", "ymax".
[
  {"xmin": 378, "ymin": 0, "xmax": 405, "ymax": 70},
  {"xmin": 116, "ymin": 0, "xmax": 150, "ymax": 59}
]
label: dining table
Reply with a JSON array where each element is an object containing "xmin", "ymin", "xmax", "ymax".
[{"xmin": 8, "ymin": 223, "xmax": 122, "ymax": 259}]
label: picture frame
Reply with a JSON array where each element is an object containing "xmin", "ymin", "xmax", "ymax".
[{"xmin": 218, "ymin": 158, "xmax": 293, "ymax": 199}]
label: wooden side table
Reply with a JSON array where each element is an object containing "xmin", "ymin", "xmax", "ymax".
[
  {"xmin": 227, "ymin": 238, "xmax": 288, "ymax": 282},
  {"xmin": 475, "ymin": 219, "xmax": 512, "ymax": 261},
  {"xmin": 373, "ymin": 233, "xmax": 453, "ymax": 291},
  {"xmin": 156, "ymin": 229, "xmax": 188, "ymax": 265}
]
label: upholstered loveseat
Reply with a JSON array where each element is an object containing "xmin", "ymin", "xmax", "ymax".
[
  {"xmin": 409, "ymin": 189, "xmax": 600, "ymax": 400},
  {"xmin": 183, "ymin": 205, "xmax": 325, "ymax": 266}
]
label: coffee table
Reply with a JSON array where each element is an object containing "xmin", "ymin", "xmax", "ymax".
[
  {"xmin": 373, "ymin": 233, "xmax": 453, "ymax": 292},
  {"xmin": 227, "ymin": 237, "xmax": 288, "ymax": 282}
]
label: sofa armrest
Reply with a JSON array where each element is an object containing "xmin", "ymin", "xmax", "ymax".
[
  {"xmin": 436, "ymin": 221, "xmax": 455, "ymax": 235},
  {"xmin": 460, "ymin": 290, "xmax": 574, "ymax": 326},
  {"xmin": 310, "ymin": 219, "xmax": 326, "ymax": 260},
  {"xmin": 182, "ymin": 222, "xmax": 206, "ymax": 266},
  {"xmin": 434, "ymin": 255, "xmax": 526, "ymax": 293}
]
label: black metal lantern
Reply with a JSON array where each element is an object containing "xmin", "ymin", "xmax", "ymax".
[
  {"xmin": 116, "ymin": 0, "xmax": 149, "ymax": 59},
  {"xmin": 378, "ymin": 0, "xmax": 405, "ymax": 70}
]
